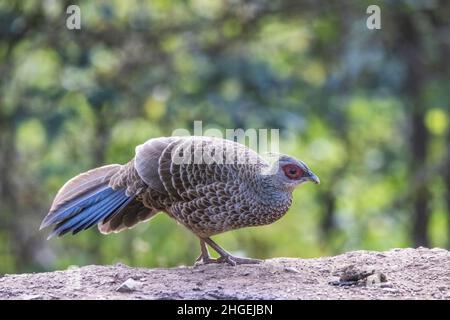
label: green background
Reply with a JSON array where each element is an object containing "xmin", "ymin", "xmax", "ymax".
[{"xmin": 0, "ymin": 0, "xmax": 449, "ymax": 273}]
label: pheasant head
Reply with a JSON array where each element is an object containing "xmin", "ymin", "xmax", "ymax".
[{"xmin": 263, "ymin": 154, "xmax": 320, "ymax": 192}]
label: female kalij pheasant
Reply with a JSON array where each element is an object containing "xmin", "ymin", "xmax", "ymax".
[{"xmin": 41, "ymin": 136, "xmax": 320, "ymax": 265}]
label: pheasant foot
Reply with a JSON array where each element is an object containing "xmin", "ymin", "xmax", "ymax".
[
  {"xmin": 195, "ymin": 240, "xmax": 222, "ymax": 265},
  {"xmin": 199, "ymin": 237, "xmax": 262, "ymax": 266}
]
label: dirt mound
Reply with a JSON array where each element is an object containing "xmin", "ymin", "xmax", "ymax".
[{"xmin": 1, "ymin": 247, "xmax": 449, "ymax": 300}]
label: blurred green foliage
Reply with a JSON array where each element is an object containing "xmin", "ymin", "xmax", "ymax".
[{"xmin": 0, "ymin": 0, "xmax": 449, "ymax": 273}]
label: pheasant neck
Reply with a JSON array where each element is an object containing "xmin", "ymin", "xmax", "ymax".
[{"xmin": 257, "ymin": 174, "xmax": 293, "ymax": 206}]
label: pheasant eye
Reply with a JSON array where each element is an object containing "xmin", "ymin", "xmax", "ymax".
[{"xmin": 282, "ymin": 164, "xmax": 303, "ymax": 180}]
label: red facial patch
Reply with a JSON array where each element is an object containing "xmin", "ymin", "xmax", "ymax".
[{"xmin": 282, "ymin": 164, "xmax": 303, "ymax": 180}]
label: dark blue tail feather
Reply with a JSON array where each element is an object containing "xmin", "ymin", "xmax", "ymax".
[
  {"xmin": 44, "ymin": 187, "xmax": 131, "ymax": 238},
  {"xmin": 41, "ymin": 186, "xmax": 112, "ymax": 229},
  {"xmin": 77, "ymin": 196, "xmax": 135, "ymax": 233},
  {"xmin": 71, "ymin": 192, "xmax": 133, "ymax": 234},
  {"xmin": 52, "ymin": 191, "xmax": 125, "ymax": 236}
]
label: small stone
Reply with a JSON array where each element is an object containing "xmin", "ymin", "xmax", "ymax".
[
  {"xmin": 367, "ymin": 272, "xmax": 388, "ymax": 285},
  {"xmin": 432, "ymin": 292, "xmax": 442, "ymax": 299},
  {"xmin": 116, "ymin": 278, "xmax": 142, "ymax": 293},
  {"xmin": 366, "ymin": 275, "xmax": 381, "ymax": 286},
  {"xmin": 21, "ymin": 294, "xmax": 43, "ymax": 300},
  {"xmin": 114, "ymin": 262, "xmax": 128, "ymax": 268},
  {"xmin": 284, "ymin": 267, "xmax": 300, "ymax": 274},
  {"xmin": 382, "ymin": 288, "xmax": 400, "ymax": 294}
]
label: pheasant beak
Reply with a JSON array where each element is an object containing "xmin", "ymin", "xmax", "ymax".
[{"xmin": 307, "ymin": 172, "xmax": 320, "ymax": 184}]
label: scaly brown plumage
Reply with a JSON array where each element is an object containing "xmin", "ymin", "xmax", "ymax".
[{"xmin": 41, "ymin": 136, "xmax": 319, "ymax": 265}]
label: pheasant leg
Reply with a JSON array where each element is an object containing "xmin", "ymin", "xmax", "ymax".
[
  {"xmin": 202, "ymin": 237, "xmax": 262, "ymax": 266},
  {"xmin": 195, "ymin": 239, "xmax": 221, "ymax": 264}
]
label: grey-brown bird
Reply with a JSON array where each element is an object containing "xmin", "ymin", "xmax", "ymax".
[{"xmin": 41, "ymin": 136, "xmax": 320, "ymax": 265}]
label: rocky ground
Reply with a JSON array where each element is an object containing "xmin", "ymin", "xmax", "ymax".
[{"xmin": 0, "ymin": 247, "xmax": 449, "ymax": 300}]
